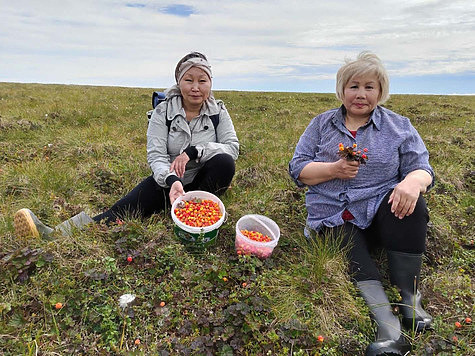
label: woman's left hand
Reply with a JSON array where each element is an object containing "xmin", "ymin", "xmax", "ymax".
[
  {"xmin": 170, "ymin": 152, "xmax": 190, "ymax": 178},
  {"xmin": 388, "ymin": 170, "xmax": 432, "ymax": 219},
  {"xmin": 388, "ymin": 179, "xmax": 421, "ymax": 219}
]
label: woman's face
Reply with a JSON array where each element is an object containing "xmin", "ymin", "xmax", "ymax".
[
  {"xmin": 342, "ymin": 73, "xmax": 381, "ymax": 120},
  {"xmin": 179, "ymin": 67, "xmax": 211, "ymax": 110}
]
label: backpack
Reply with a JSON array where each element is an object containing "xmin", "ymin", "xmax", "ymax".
[{"xmin": 147, "ymin": 91, "xmax": 220, "ymax": 138}]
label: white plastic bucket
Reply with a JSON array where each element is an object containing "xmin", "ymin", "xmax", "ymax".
[
  {"xmin": 171, "ymin": 191, "xmax": 226, "ymax": 249},
  {"xmin": 235, "ymin": 214, "xmax": 280, "ymax": 259}
]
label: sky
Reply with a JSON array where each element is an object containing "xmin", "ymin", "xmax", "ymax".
[{"xmin": 1, "ymin": 0, "xmax": 474, "ymax": 95}]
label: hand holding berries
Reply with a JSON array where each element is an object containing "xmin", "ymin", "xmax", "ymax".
[{"xmin": 338, "ymin": 143, "xmax": 368, "ymax": 164}]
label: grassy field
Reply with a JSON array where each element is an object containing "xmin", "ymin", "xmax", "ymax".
[{"xmin": 0, "ymin": 82, "xmax": 473, "ymax": 355}]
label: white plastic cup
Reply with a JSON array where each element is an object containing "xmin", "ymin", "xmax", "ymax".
[{"xmin": 235, "ymin": 214, "xmax": 280, "ymax": 259}]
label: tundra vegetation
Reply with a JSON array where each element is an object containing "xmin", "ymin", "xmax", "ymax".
[{"xmin": 0, "ymin": 82, "xmax": 473, "ymax": 355}]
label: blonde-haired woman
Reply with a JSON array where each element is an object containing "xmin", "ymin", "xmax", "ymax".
[{"xmin": 289, "ymin": 51, "xmax": 433, "ymax": 355}]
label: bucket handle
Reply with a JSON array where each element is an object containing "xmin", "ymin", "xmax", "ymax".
[{"xmin": 247, "ymin": 215, "xmax": 276, "ymax": 241}]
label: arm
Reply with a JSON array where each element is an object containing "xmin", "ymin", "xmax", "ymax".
[
  {"xmin": 147, "ymin": 106, "xmax": 180, "ymax": 187},
  {"xmin": 289, "ymin": 112, "xmax": 358, "ymax": 187},
  {"xmin": 298, "ymin": 159, "xmax": 360, "ymax": 186},
  {"xmin": 389, "ymin": 122, "xmax": 434, "ymax": 219}
]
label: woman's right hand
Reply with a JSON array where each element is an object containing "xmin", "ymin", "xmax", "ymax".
[
  {"xmin": 170, "ymin": 152, "xmax": 190, "ymax": 178},
  {"xmin": 169, "ymin": 181, "xmax": 185, "ymax": 204},
  {"xmin": 298, "ymin": 159, "xmax": 360, "ymax": 185},
  {"xmin": 332, "ymin": 159, "xmax": 360, "ymax": 179}
]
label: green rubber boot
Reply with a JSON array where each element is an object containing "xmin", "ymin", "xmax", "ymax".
[
  {"xmin": 387, "ymin": 251, "xmax": 433, "ymax": 332},
  {"xmin": 357, "ymin": 280, "xmax": 411, "ymax": 356}
]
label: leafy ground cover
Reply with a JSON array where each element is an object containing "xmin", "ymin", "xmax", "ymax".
[{"xmin": 0, "ymin": 82, "xmax": 473, "ymax": 355}]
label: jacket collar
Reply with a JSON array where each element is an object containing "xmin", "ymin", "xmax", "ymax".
[
  {"xmin": 332, "ymin": 105, "xmax": 382, "ymax": 131},
  {"xmin": 166, "ymin": 95, "xmax": 220, "ymax": 122}
]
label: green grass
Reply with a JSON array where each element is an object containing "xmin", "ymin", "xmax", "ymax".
[{"xmin": 0, "ymin": 82, "xmax": 474, "ymax": 355}]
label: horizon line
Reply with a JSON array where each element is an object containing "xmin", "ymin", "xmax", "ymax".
[{"xmin": 1, "ymin": 81, "xmax": 474, "ymax": 96}]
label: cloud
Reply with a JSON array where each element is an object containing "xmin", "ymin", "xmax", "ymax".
[{"xmin": 0, "ymin": 0, "xmax": 474, "ymax": 93}]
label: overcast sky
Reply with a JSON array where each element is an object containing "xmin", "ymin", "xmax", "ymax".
[{"xmin": 1, "ymin": 0, "xmax": 474, "ymax": 94}]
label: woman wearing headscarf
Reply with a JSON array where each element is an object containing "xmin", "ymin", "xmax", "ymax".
[{"xmin": 14, "ymin": 52, "xmax": 239, "ymax": 237}]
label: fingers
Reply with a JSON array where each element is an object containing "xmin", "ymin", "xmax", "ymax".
[
  {"xmin": 335, "ymin": 159, "xmax": 360, "ymax": 179},
  {"xmin": 389, "ymin": 191, "xmax": 417, "ymax": 219},
  {"xmin": 170, "ymin": 154, "xmax": 189, "ymax": 178},
  {"xmin": 169, "ymin": 182, "xmax": 184, "ymax": 204}
]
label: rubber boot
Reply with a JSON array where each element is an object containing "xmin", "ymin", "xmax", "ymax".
[
  {"xmin": 387, "ymin": 251, "xmax": 433, "ymax": 332},
  {"xmin": 55, "ymin": 211, "xmax": 94, "ymax": 237},
  {"xmin": 14, "ymin": 209, "xmax": 93, "ymax": 238},
  {"xmin": 14, "ymin": 208, "xmax": 54, "ymax": 239},
  {"xmin": 357, "ymin": 280, "xmax": 411, "ymax": 356}
]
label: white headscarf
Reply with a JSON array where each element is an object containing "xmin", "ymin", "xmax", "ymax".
[
  {"xmin": 176, "ymin": 57, "xmax": 212, "ymax": 83},
  {"xmin": 165, "ymin": 57, "xmax": 214, "ymax": 99}
]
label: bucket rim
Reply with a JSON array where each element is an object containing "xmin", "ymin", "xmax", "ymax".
[
  {"xmin": 171, "ymin": 190, "xmax": 226, "ymax": 234},
  {"xmin": 236, "ymin": 214, "xmax": 280, "ymax": 246}
]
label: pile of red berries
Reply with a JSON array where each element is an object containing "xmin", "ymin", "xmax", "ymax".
[
  {"xmin": 240, "ymin": 229, "xmax": 272, "ymax": 242},
  {"xmin": 174, "ymin": 199, "xmax": 222, "ymax": 228},
  {"xmin": 236, "ymin": 229, "xmax": 276, "ymax": 259},
  {"xmin": 338, "ymin": 143, "xmax": 368, "ymax": 164}
]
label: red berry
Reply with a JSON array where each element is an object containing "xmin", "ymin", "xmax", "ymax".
[
  {"xmin": 452, "ymin": 335, "xmax": 458, "ymax": 343},
  {"xmin": 55, "ymin": 302, "xmax": 63, "ymax": 310},
  {"xmin": 127, "ymin": 256, "xmax": 133, "ymax": 262},
  {"xmin": 455, "ymin": 321, "xmax": 462, "ymax": 328},
  {"xmin": 465, "ymin": 317, "xmax": 472, "ymax": 324},
  {"xmin": 159, "ymin": 301, "xmax": 165, "ymax": 307},
  {"xmin": 317, "ymin": 335, "xmax": 324, "ymax": 343}
]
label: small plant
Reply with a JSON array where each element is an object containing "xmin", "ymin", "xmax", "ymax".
[{"xmin": 338, "ymin": 143, "xmax": 368, "ymax": 164}]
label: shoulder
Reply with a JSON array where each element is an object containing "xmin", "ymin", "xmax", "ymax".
[
  {"xmin": 310, "ymin": 107, "xmax": 341, "ymax": 126},
  {"xmin": 375, "ymin": 106, "xmax": 424, "ymax": 144},
  {"xmin": 152, "ymin": 100, "xmax": 167, "ymax": 118},
  {"xmin": 377, "ymin": 106, "xmax": 414, "ymax": 129},
  {"xmin": 378, "ymin": 106, "xmax": 410, "ymax": 122},
  {"xmin": 204, "ymin": 98, "xmax": 228, "ymax": 118},
  {"xmin": 318, "ymin": 107, "xmax": 340, "ymax": 119}
]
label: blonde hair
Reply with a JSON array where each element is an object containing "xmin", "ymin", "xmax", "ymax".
[{"xmin": 335, "ymin": 51, "xmax": 390, "ymax": 104}]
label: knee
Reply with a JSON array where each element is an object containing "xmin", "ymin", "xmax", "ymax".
[
  {"xmin": 413, "ymin": 195, "xmax": 429, "ymax": 223},
  {"xmin": 209, "ymin": 153, "xmax": 235, "ymax": 176}
]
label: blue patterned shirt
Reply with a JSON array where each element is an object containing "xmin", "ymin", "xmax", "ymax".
[{"xmin": 289, "ymin": 105, "xmax": 434, "ymax": 232}]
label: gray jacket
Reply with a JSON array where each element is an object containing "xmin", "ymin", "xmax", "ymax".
[{"xmin": 147, "ymin": 95, "xmax": 239, "ymax": 187}]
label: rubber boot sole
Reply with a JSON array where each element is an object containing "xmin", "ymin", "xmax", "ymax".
[{"xmin": 14, "ymin": 208, "xmax": 40, "ymax": 239}]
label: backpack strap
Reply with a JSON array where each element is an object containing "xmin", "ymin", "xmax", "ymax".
[{"xmin": 209, "ymin": 113, "xmax": 220, "ymax": 140}]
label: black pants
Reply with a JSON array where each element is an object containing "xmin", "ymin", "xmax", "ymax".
[
  {"xmin": 319, "ymin": 190, "xmax": 429, "ymax": 282},
  {"xmin": 93, "ymin": 153, "xmax": 235, "ymax": 224}
]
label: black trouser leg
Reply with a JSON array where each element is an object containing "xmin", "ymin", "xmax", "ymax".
[
  {"xmin": 371, "ymin": 191, "xmax": 428, "ymax": 254},
  {"xmin": 320, "ymin": 222, "xmax": 382, "ymax": 282},
  {"xmin": 93, "ymin": 176, "xmax": 168, "ymax": 224},
  {"xmin": 319, "ymin": 191, "xmax": 428, "ymax": 282},
  {"xmin": 185, "ymin": 153, "xmax": 235, "ymax": 197},
  {"xmin": 371, "ymin": 192, "xmax": 432, "ymax": 331}
]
